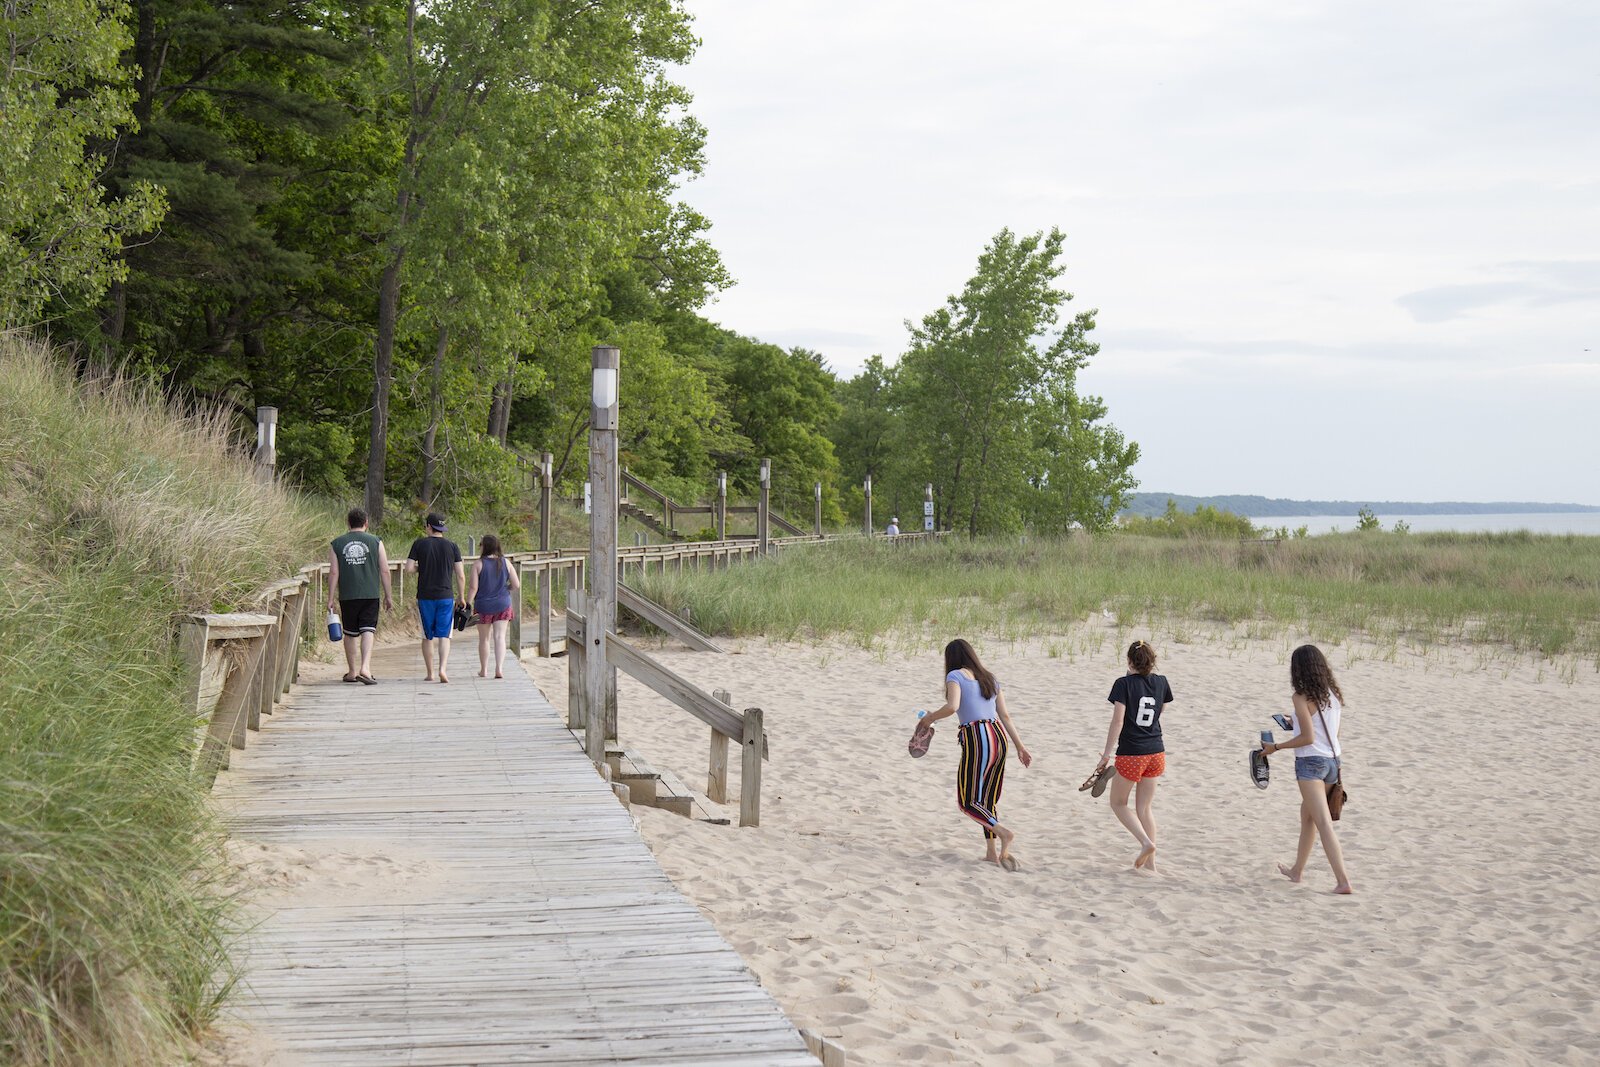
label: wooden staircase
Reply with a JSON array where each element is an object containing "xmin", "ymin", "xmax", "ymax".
[{"xmin": 619, "ymin": 500, "xmax": 685, "ymax": 541}]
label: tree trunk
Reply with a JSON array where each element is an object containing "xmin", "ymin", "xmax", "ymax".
[
  {"xmin": 419, "ymin": 324, "xmax": 449, "ymax": 506},
  {"xmin": 365, "ymin": 247, "xmax": 403, "ymax": 523},
  {"xmin": 487, "ymin": 359, "xmax": 515, "ymax": 444},
  {"xmin": 99, "ymin": 280, "xmax": 127, "ymax": 362}
]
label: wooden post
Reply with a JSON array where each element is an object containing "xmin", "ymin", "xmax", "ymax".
[
  {"xmin": 715, "ymin": 470, "xmax": 727, "ymax": 541},
  {"xmin": 708, "ymin": 688, "xmax": 731, "ymax": 803},
  {"xmin": 757, "ymin": 458, "xmax": 770, "ymax": 557},
  {"xmin": 253, "ymin": 406, "xmax": 278, "ymax": 485},
  {"xmin": 179, "ymin": 619, "xmax": 209, "ymax": 722},
  {"xmin": 251, "ymin": 604, "xmax": 279, "ymax": 730},
  {"xmin": 538, "ymin": 452, "xmax": 553, "ymax": 656},
  {"xmin": 586, "ymin": 345, "xmax": 620, "ymax": 765},
  {"xmin": 814, "ymin": 481, "xmax": 823, "ymax": 536},
  {"xmin": 509, "ymin": 561, "xmax": 523, "ymax": 659},
  {"xmin": 740, "ymin": 706, "xmax": 764, "ymax": 827},
  {"xmin": 567, "ymin": 586, "xmax": 587, "ymax": 730},
  {"xmin": 864, "ymin": 474, "xmax": 873, "ymax": 537}
]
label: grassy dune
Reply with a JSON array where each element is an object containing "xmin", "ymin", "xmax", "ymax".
[
  {"xmin": 636, "ymin": 533, "xmax": 1600, "ymax": 665},
  {"xmin": 0, "ymin": 334, "xmax": 321, "ymax": 1064}
]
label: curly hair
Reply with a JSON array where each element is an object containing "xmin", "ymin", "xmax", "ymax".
[
  {"xmin": 1290, "ymin": 644, "xmax": 1343, "ymax": 709},
  {"xmin": 1127, "ymin": 639, "xmax": 1156, "ymax": 675}
]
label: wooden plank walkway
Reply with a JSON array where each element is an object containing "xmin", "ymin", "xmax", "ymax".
[{"xmin": 211, "ymin": 646, "xmax": 813, "ymax": 1066}]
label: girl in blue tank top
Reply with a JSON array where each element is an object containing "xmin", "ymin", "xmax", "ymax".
[
  {"xmin": 465, "ymin": 533, "xmax": 521, "ymax": 679},
  {"xmin": 915, "ymin": 639, "xmax": 1033, "ymax": 870}
]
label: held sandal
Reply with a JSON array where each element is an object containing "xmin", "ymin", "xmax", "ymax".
[{"xmin": 1079, "ymin": 764, "xmax": 1114, "ymax": 797}]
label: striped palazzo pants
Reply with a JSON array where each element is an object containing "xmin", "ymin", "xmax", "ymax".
[{"xmin": 956, "ymin": 719, "xmax": 1008, "ymax": 839}]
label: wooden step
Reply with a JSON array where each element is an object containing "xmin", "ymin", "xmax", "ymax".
[
  {"xmin": 613, "ymin": 749, "xmax": 662, "ymax": 807},
  {"xmin": 654, "ymin": 768, "xmax": 696, "ymax": 818}
]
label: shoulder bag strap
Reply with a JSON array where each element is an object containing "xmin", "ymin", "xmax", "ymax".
[{"xmin": 1314, "ymin": 706, "xmax": 1341, "ymax": 761}]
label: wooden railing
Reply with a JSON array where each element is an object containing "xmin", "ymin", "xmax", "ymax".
[
  {"xmin": 566, "ymin": 600, "xmax": 769, "ymax": 826},
  {"xmin": 180, "ymin": 573, "xmax": 312, "ymax": 780}
]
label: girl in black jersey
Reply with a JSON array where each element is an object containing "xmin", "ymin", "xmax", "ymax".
[{"xmin": 1095, "ymin": 640, "xmax": 1175, "ymax": 871}]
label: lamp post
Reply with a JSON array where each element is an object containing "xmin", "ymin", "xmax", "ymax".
[
  {"xmin": 757, "ymin": 458, "xmax": 771, "ymax": 556},
  {"xmin": 586, "ymin": 346, "xmax": 619, "ymax": 764},
  {"xmin": 864, "ymin": 475, "xmax": 873, "ymax": 537},
  {"xmin": 715, "ymin": 469, "xmax": 727, "ymax": 541},
  {"xmin": 254, "ymin": 406, "xmax": 278, "ymax": 484}
]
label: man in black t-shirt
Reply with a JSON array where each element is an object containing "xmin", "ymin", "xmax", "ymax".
[{"xmin": 405, "ymin": 513, "xmax": 464, "ymax": 682}]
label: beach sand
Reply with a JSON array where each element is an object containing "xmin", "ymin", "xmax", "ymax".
[{"xmin": 522, "ymin": 626, "xmax": 1600, "ymax": 1065}]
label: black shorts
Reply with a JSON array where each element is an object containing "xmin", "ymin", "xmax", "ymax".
[{"xmin": 340, "ymin": 598, "xmax": 380, "ymax": 634}]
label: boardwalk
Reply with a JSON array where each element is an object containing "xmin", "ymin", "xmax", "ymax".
[{"xmin": 211, "ymin": 646, "xmax": 813, "ymax": 1066}]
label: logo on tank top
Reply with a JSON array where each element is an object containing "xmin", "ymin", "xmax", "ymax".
[{"xmin": 342, "ymin": 540, "xmax": 370, "ymax": 567}]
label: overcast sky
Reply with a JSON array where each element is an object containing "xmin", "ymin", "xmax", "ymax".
[{"xmin": 675, "ymin": 1, "xmax": 1600, "ymax": 505}]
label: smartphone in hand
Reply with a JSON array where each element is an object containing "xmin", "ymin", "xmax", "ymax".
[{"xmin": 1271, "ymin": 714, "xmax": 1292, "ymax": 731}]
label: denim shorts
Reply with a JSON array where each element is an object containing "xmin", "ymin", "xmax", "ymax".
[
  {"xmin": 417, "ymin": 598, "xmax": 455, "ymax": 640},
  {"xmin": 1295, "ymin": 755, "xmax": 1341, "ymax": 782}
]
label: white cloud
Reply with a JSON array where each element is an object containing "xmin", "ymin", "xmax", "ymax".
[{"xmin": 678, "ymin": 0, "xmax": 1600, "ymax": 502}]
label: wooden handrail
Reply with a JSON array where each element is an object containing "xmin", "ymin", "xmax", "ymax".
[{"xmin": 605, "ymin": 631, "xmax": 765, "ymax": 756}]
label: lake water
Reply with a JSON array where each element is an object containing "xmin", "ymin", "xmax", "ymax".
[{"xmin": 1248, "ymin": 513, "xmax": 1600, "ymax": 536}]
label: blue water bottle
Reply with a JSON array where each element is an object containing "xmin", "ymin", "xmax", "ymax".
[{"xmin": 327, "ymin": 608, "xmax": 343, "ymax": 642}]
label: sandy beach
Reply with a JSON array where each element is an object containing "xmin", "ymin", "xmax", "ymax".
[{"xmin": 522, "ymin": 624, "xmax": 1600, "ymax": 1065}]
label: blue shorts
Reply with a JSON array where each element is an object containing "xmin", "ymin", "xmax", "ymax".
[
  {"xmin": 417, "ymin": 598, "xmax": 455, "ymax": 640},
  {"xmin": 1295, "ymin": 755, "xmax": 1341, "ymax": 783}
]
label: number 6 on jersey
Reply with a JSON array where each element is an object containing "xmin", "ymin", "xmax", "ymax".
[{"xmin": 1136, "ymin": 696, "xmax": 1156, "ymax": 726}]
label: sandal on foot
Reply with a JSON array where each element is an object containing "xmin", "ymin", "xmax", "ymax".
[
  {"xmin": 343, "ymin": 673, "xmax": 359, "ymax": 683},
  {"xmin": 358, "ymin": 674, "xmax": 377, "ymax": 686}
]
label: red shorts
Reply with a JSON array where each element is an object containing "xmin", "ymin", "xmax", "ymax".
[
  {"xmin": 476, "ymin": 607, "xmax": 514, "ymax": 624},
  {"xmin": 1115, "ymin": 753, "xmax": 1166, "ymax": 781}
]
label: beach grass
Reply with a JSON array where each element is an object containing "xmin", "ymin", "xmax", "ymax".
[
  {"xmin": 0, "ymin": 333, "xmax": 322, "ymax": 1065},
  {"xmin": 634, "ymin": 532, "xmax": 1600, "ymax": 664}
]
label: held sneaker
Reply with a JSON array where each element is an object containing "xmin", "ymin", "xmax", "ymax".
[{"xmin": 1250, "ymin": 747, "xmax": 1270, "ymax": 790}]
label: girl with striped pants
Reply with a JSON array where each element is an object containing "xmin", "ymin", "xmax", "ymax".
[{"xmin": 919, "ymin": 639, "xmax": 1033, "ymax": 870}]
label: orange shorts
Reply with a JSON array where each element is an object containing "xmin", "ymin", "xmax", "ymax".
[{"xmin": 1115, "ymin": 753, "xmax": 1166, "ymax": 781}]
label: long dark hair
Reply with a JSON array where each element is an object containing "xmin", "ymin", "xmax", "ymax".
[
  {"xmin": 1290, "ymin": 644, "xmax": 1343, "ymax": 709},
  {"xmin": 480, "ymin": 533, "xmax": 503, "ymax": 558},
  {"xmin": 944, "ymin": 638, "xmax": 997, "ymax": 699}
]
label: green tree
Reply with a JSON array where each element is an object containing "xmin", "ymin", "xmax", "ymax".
[
  {"xmin": 895, "ymin": 227, "xmax": 1130, "ymax": 535},
  {"xmin": 0, "ymin": 0, "xmax": 162, "ymax": 326},
  {"xmin": 719, "ymin": 337, "xmax": 843, "ymax": 520},
  {"xmin": 360, "ymin": 0, "xmax": 706, "ymax": 524}
]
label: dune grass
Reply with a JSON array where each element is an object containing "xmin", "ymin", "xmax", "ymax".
[
  {"xmin": 635, "ymin": 532, "xmax": 1600, "ymax": 665},
  {"xmin": 0, "ymin": 333, "xmax": 322, "ymax": 1065}
]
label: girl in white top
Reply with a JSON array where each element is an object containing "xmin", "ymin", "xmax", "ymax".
[{"xmin": 1260, "ymin": 644, "xmax": 1353, "ymax": 894}]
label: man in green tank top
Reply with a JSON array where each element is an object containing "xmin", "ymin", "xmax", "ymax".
[{"xmin": 329, "ymin": 507, "xmax": 392, "ymax": 684}]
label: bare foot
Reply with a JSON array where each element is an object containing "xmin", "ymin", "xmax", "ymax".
[
  {"xmin": 1278, "ymin": 862, "xmax": 1303, "ymax": 884},
  {"xmin": 982, "ymin": 855, "xmax": 999, "ymax": 864},
  {"xmin": 478, "ymin": 670, "xmax": 487, "ymax": 678},
  {"xmin": 1134, "ymin": 844, "xmax": 1156, "ymax": 870},
  {"xmin": 424, "ymin": 675, "xmax": 434, "ymax": 682},
  {"xmin": 494, "ymin": 672, "xmax": 503, "ymax": 679},
  {"xmin": 438, "ymin": 672, "xmax": 449, "ymax": 684},
  {"xmin": 1332, "ymin": 883, "xmax": 1353, "ymax": 895}
]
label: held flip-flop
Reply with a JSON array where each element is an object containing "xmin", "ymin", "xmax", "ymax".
[
  {"xmin": 908, "ymin": 722, "xmax": 935, "ymax": 758},
  {"xmin": 1250, "ymin": 747, "xmax": 1270, "ymax": 790},
  {"xmin": 1079, "ymin": 765, "xmax": 1114, "ymax": 797},
  {"xmin": 1000, "ymin": 854, "xmax": 1021, "ymax": 872}
]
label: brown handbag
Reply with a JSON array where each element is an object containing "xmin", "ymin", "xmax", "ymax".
[{"xmin": 1317, "ymin": 707, "xmax": 1348, "ymax": 821}]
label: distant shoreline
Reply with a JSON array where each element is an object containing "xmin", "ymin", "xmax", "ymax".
[{"xmin": 1122, "ymin": 492, "xmax": 1600, "ymax": 518}]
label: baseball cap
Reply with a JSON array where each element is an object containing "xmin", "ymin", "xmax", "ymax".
[{"xmin": 425, "ymin": 512, "xmax": 447, "ymax": 532}]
